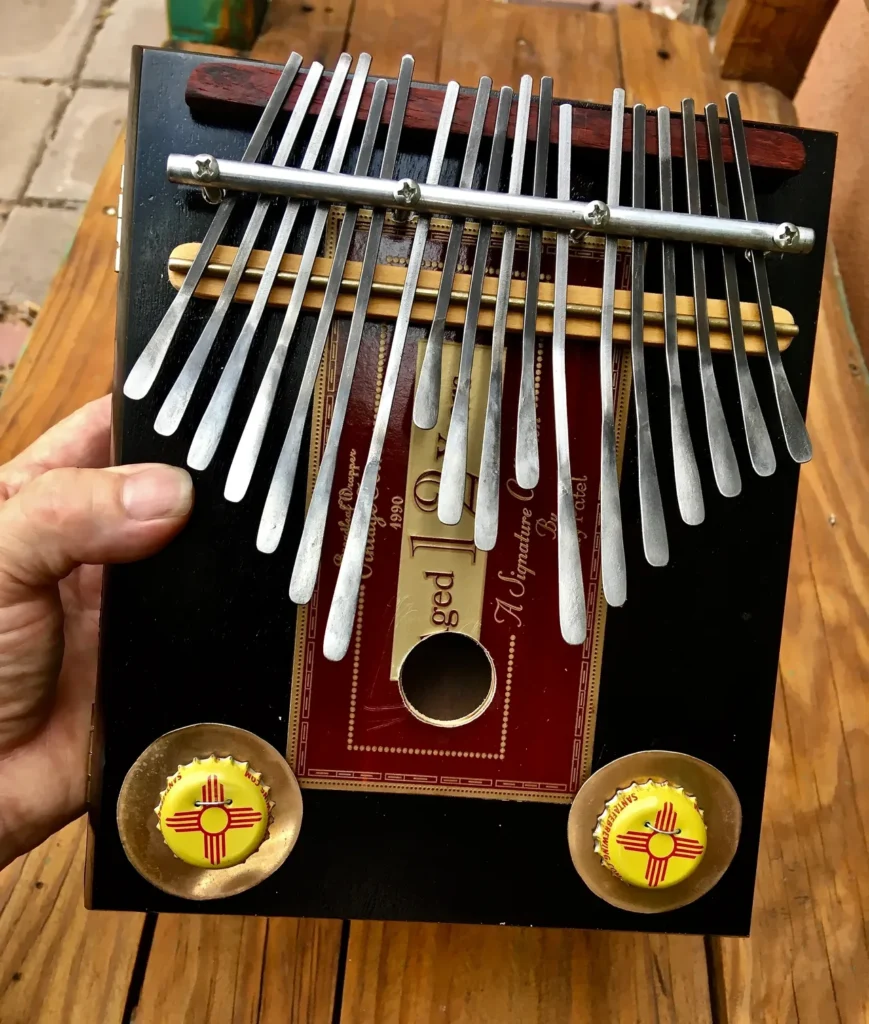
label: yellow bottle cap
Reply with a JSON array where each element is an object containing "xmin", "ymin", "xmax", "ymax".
[
  {"xmin": 592, "ymin": 780, "xmax": 706, "ymax": 889},
  {"xmin": 156, "ymin": 755, "xmax": 270, "ymax": 869}
]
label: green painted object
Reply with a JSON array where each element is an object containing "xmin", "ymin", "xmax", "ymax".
[{"xmin": 167, "ymin": 0, "xmax": 269, "ymax": 49}]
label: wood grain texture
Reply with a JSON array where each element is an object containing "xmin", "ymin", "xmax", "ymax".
[
  {"xmin": 716, "ymin": 0, "xmax": 839, "ymax": 98},
  {"xmin": 250, "ymin": 0, "xmax": 354, "ymax": 67},
  {"xmin": 617, "ymin": 5, "xmax": 723, "ymax": 110},
  {"xmin": 133, "ymin": 915, "xmax": 343, "ymax": 1023},
  {"xmin": 0, "ymin": 820, "xmax": 144, "ymax": 1024},
  {"xmin": 344, "ymin": 0, "xmax": 447, "ymax": 80},
  {"xmin": 340, "ymin": 921, "xmax": 713, "ymax": 1024},
  {"xmin": 184, "ymin": 62, "xmax": 808, "ymax": 170},
  {"xmin": 438, "ymin": 0, "xmax": 619, "ymax": 103},
  {"xmin": 711, "ymin": 249, "xmax": 869, "ymax": 1022},
  {"xmin": 0, "ymin": 135, "xmax": 122, "ymax": 461}
]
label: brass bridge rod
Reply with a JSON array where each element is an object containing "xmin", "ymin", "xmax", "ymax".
[
  {"xmin": 167, "ymin": 254, "xmax": 799, "ymax": 339},
  {"xmin": 166, "ymin": 155, "xmax": 815, "ymax": 255}
]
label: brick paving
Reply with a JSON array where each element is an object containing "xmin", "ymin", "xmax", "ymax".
[{"xmin": 0, "ymin": 0, "xmax": 165, "ymax": 362}]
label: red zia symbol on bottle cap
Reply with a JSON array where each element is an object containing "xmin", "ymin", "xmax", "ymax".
[
  {"xmin": 163, "ymin": 775, "xmax": 264, "ymax": 866},
  {"xmin": 615, "ymin": 801, "xmax": 705, "ymax": 887}
]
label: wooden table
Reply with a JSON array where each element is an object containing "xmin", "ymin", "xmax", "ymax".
[{"xmin": 0, "ymin": 7, "xmax": 867, "ymax": 1021}]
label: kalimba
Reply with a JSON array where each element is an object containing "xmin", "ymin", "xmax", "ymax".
[{"xmin": 91, "ymin": 46, "xmax": 836, "ymax": 933}]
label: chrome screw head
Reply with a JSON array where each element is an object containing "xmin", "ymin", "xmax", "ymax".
[
  {"xmin": 193, "ymin": 154, "xmax": 219, "ymax": 183},
  {"xmin": 773, "ymin": 222, "xmax": 800, "ymax": 250},
  {"xmin": 394, "ymin": 178, "xmax": 421, "ymax": 206},
  {"xmin": 585, "ymin": 199, "xmax": 609, "ymax": 228}
]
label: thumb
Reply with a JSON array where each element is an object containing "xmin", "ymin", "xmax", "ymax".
[{"xmin": 0, "ymin": 464, "xmax": 194, "ymax": 591}]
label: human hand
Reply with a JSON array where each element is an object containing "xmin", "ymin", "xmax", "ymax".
[{"xmin": 0, "ymin": 396, "xmax": 193, "ymax": 869}]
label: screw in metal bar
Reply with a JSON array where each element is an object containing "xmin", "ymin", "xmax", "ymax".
[
  {"xmin": 413, "ymin": 75, "xmax": 493, "ymax": 431},
  {"xmin": 475, "ymin": 74, "xmax": 534, "ymax": 552},
  {"xmin": 725, "ymin": 91, "xmax": 811, "ymax": 464},
  {"xmin": 598, "ymin": 88, "xmax": 628, "ymax": 607},
  {"xmin": 123, "ymin": 50, "xmax": 303, "ymax": 400},
  {"xmin": 323, "ymin": 81, "xmax": 462, "ymax": 662},
  {"xmin": 289, "ymin": 56, "xmax": 416, "ymax": 606},
  {"xmin": 155, "ymin": 57, "xmax": 334, "ymax": 439},
  {"xmin": 515, "ymin": 76, "xmax": 553, "ymax": 491},
  {"xmin": 192, "ymin": 154, "xmax": 225, "ymax": 204},
  {"xmin": 257, "ymin": 77, "xmax": 389, "ymax": 556},
  {"xmin": 658, "ymin": 105, "xmax": 704, "ymax": 527},
  {"xmin": 629, "ymin": 103, "xmax": 668, "ymax": 566},
  {"xmin": 553, "ymin": 102, "xmax": 587, "ymax": 646},
  {"xmin": 706, "ymin": 102, "xmax": 776, "ymax": 478},
  {"xmin": 681, "ymin": 97, "xmax": 740, "ymax": 498},
  {"xmin": 437, "ymin": 85, "xmax": 514, "ymax": 528}
]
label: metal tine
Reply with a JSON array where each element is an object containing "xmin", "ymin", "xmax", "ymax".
[
  {"xmin": 437, "ymin": 87, "xmax": 513, "ymax": 527},
  {"xmin": 288, "ymin": 56, "xmax": 415, "ymax": 606},
  {"xmin": 155, "ymin": 56, "xmax": 342, "ymax": 437},
  {"xmin": 184, "ymin": 54, "xmax": 357, "ymax": 477},
  {"xmin": 599, "ymin": 88, "xmax": 628, "ymax": 608},
  {"xmin": 706, "ymin": 102, "xmax": 776, "ymax": 477},
  {"xmin": 474, "ymin": 75, "xmax": 534, "ymax": 552},
  {"xmin": 681, "ymin": 98, "xmax": 741, "ymax": 498},
  {"xmin": 323, "ymin": 81, "xmax": 461, "ymax": 662},
  {"xmin": 257, "ymin": 78, "xmax": 388, "ymax": 555},
  {"xmin": 515, "ymin": 76, "xmax": 553, "ymax": 491},
  {"xmin": 725, "ymin": 91, "xmax": 812, "ymax": 464},
  {"xmin": 658, "ymin": 105, "xmax": 704, "ymax": 526},
  {"xmin": 123, "ymin": 51, "xmax": 303, "ymax": 400},
  {"xmin": 413, "ymin": 76, "xmax": 493, "ymax": 430},
  {"xmin": 554, "ymin": 103, "xmax": 586, "ymax": 646},
  {"xmin": 630, "ymin": 104, "xmax": 668, "ymax": 566}
]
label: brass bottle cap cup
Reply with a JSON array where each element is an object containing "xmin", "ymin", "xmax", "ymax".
[{"xmin": 117, "ymin": 723, "xmax": 302, "ymax": 900}]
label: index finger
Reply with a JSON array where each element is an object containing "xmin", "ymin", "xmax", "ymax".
[{"xmin": 0, "ymin": 396, "xmax": 112, "ymax": 502}]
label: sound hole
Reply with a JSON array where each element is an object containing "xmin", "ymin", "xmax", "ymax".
[{"xmin": 398, "ymin": 632, "xmax": 495, "ymax": 728}]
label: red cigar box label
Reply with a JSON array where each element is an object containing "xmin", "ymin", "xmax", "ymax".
[{"xmin": 288, "ymin": 218, "xmax": 631, "ymax": 803}]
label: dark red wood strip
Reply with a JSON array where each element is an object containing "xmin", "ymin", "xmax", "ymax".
[{"xmin": 185, "ymin": 61, "xmax": 806, "ymax": 173}]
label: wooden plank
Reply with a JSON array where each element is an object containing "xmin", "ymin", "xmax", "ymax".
[
  {"xmin": 0, "ymin": 820, "xmax": 144, "ymax": 1023},
  {"xmin": 438, "ymin": 0, "xmax": 620, "ymax": 104},
  {"xmin": 0, "ymin": 135, "xmax": 123, "ymax": 459},
  {"xmin": 250, "ymin": 0, "xmax": 355, "ymax": 67},
  {"xmin": 617, "ymin": 5, "xmax": 724, "ymax": 110},
  {"xmin": 712, "ymin": 250, "xmax": 869, "ymax": 1020},
  {"xmin": 716, "ymin": 0, "xmax": 839, "ymax": 99},
  {"xmin": 133, "ymin": 915, "xmax": 343, "ymax": 1023},
  {"xmin": 340, "ymin": 921, "xmax": 713, "ymax": 1024},
  {"xmin": 344, "ymin": 0, "xmax": 447, "ymax": 81},
  {"xmin": 184, "ymin": 61, "xmax": 808, "ymax": 171}
]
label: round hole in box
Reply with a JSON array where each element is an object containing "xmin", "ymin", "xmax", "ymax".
[{"xmin": 398, "ymin": 632, "xmax": 495, "ymax": 728}]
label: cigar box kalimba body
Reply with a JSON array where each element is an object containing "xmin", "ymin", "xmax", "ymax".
[{"xmin": 89, "ymin": 46, "xmax": 836, "ymax": 934}]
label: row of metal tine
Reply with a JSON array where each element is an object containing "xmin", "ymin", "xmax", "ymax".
[{"xmin": 124, "ymin": 51, "xmax": 812, "ymax": 661}]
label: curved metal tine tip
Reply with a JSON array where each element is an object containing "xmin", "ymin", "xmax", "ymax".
[
  {"xmin": 705, "ymin": 101, "xmax": 776, "ymax": 478},
  {"xmin": 630, "ymin": 102, "xmax": 668, "ymax": 566},
  {"xmin": 257, "ymin": 73, "xmax": 387, "ymax": 556},
  {"xmin": 437, "ymin": 84, "xmax": 513, "ymax": 528},
  {"xmin": 599, "ymin": 87, "xmax": 628, "ymax": 608},
  {"xmin": 155, "ymin": 57, "xmax": 337, "ymax": 437},
  {"xmin": 475, "ymin": 74, "xmax": 533, "ymax": 553},
  {"xmin": 413, "ymin": 75, "xmax": 493, "ymax": 430},
  {"xmin": 122, "ymin": 51, "xmax": 303, "ymax": 401},
  {"xmin": 514, "ymin": 75, "xmax": 553, "ymax": 491},
  {"xmin": 658, "ymin": 104, "xmax": 704, "ymax": 527},
  {"xmin": 220, "ymin": 54, "xmax": 359, "ymax": 501},
  {"xmin": 554, "ymin": 102, "xmax": 586, "ymax": 646},
  {"xmin": 288, "ymin": 55, "xmax": 416, "ymax": 607},
  {"xmin": 724, "ymin": 91, "xmax": 812, "ymax": 464},
  {"xmin": 680, "ymin": 96, "xmax": 741, "ymax": 499},
  {"xmin": 323, "ymin": 81, "xmax": 461, "ymax": 662}
]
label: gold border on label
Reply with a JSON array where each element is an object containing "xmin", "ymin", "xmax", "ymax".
[
  {"xmin": 567, "ymin": 750, "xmax": 742, "ymax": 913},
  {"xmin": 117, "ymin": 724, "xmax": 303, "ymax": 901}
]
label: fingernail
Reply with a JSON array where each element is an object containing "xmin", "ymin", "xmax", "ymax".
[{"xmin": 122, "ymin": 467, "xmax": 194, "ymax": 521}]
